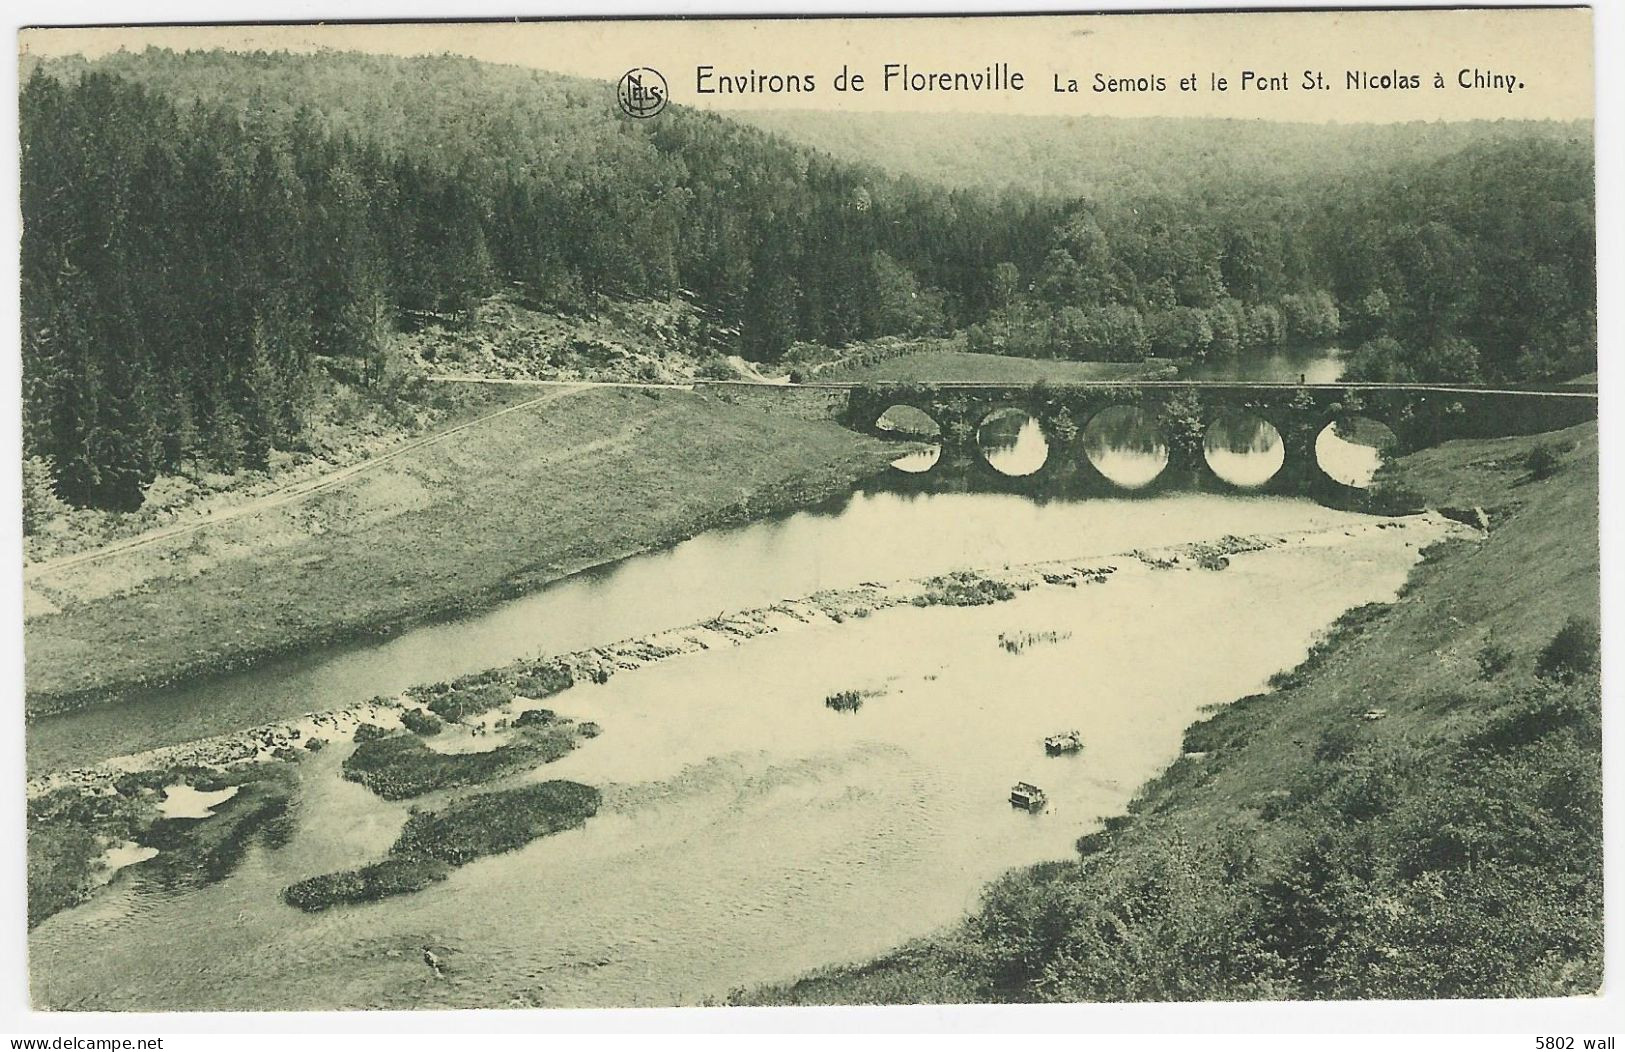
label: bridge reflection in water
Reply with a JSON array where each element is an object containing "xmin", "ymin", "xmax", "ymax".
[
  {"xmin": 1082, "ymin": 405, "xmax": 1168, "ymax": 489},
  {"xmin": 1204, "ymin": 411, "xmax": 1286, "ymax": 488},
  {"xmin": 976, "ymin": 407, "xmax": 1049, "ymax": 477}
]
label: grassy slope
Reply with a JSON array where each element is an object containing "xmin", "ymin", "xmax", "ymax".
[
  {"xmin": 820, "ymin": 351, "xmax": 1174, "ymax": 384},
  {"xmin": 23, "ymin": 377, "xmax": 519, "ymax": 570},
  {"xmin": 24, "ymin": 388, "xmax": 898, "ymax": 712},
  {"xmin": 742, "ymin": 422, "xmax": 1600, "ymax": 1004}
]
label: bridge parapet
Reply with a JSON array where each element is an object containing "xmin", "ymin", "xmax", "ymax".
[
  {"xmin": 840, "ymin": 380, "xmax": 1593, "ymax": 445},
  {"xmin": 695, "ymin": 379, "xmax": 1597, "ymax": 499}
]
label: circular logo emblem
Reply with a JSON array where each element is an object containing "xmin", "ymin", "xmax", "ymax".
[{"xmin": 617, "ymin": 68, "xmax": 668, "ymax": 119}]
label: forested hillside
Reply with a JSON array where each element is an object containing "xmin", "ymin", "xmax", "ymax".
[
  {"xmin": 964, "ymin": 133, "xmax": 1594, "ymax": 382},
  {"xmin": 20, "ymin": 49, "xmax": 1595, "ymax": 513},
  {"xmin": 731, "ymin": 110, "xmax": 1588, "ymax": 200},
  {"xmin": 20, "ymin": 51, "xmax": 1055, "ymax": 510}
]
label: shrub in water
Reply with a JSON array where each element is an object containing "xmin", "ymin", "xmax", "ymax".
[
  {"xmin": 515, "ymin": 664, "xmax": 574, "ymax": 699},
  {"xmin": 426, "ymin": 681, "xmax": 512, "ymax": 722},
  {"xmin": 400, "ymin": 708, "xmax": 443, "ymax": 736},
  {"xmin": 280, "ymin": 779, "xmax": 601, "ymax": 911},
  {"xmin": 998, "ymin": 629, "xmax": 1071, "ymax": 655},
  {"xmin": 825, "ymin": 690, "xmax": 863, "ymax": 713},
  {"xmin": 353, "ymin": 722, "xmax": 392, "ymax": 744},
  {"xmin": 914, "ymin": 573, "xmax": 1017, "ymax": 608},
  {"xmin": 342, "ymin": 729, "xmax": 579, "ymax": 799},
  {"xmin": 282, "ymin": 857, "xmax": 450, "ymax": 912},
  {"xmin": 392, "ymin": 781, "xmax": 601, "ymax": 865}
]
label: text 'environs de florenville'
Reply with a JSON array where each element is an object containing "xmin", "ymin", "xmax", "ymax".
[{"xmin": 692, "ymin": 64, "xmax": 1527, "ymax": 95}]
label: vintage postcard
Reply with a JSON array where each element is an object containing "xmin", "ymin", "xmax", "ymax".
[{"xmin": 11, "ymin": 3, "xmax": 1608, "ymax": 1028}]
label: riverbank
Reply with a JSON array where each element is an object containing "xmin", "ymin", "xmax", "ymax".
[
  {"xmin": 21, "ymin": 367, "xmax": 523, "ymax": 571},
  {"xmin": 738, "ymin": 420, "xmax": 1601, "ymax": 1003},
  {"xmin": 23, "ymin": 387, "xmax": 905, "ymax": 717}
]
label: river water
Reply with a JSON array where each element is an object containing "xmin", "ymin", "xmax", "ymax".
[
  {"xmin": 30, "ymin": 481, "xmax": 1448, "ymax": 1010},
  {"xmin": 31, "ymin": 348, "xmax": 1426, "ymax": 1008},
  {"xmin": 1180, "ymin": 346, "xmax": 1345, "ymax": 383},
  {"xmin": 29, "ymin": 488, "xmax": 1376, "ymax": 775}
]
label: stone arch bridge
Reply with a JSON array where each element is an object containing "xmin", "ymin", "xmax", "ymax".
[{"xmin": 699, "ymin": 380, "xmax": 1598, "ymax": 500}]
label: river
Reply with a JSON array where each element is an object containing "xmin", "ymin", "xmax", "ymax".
[
  {"xmin": 29, "ymin": 480, "xmax": 1449, "ymax": 1009},
  {"xmin": 1180, "ymin": 346, "xmax": 1345, "ymax": 383},
  {"xmin": 31, "ymin": 349, "xmax": 1435, "ymax": 1009},
  {"xmin": 28, "ymin": 492, "xmax": 1368, "ymax": 775}
]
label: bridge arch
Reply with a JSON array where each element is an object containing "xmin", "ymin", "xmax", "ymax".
[
  {"xmin": 1204, "ymin": 410, "xmax": 1285, "ymax": 489},
  {"xmin": 873, "ymin": 403, "xmax": 944, "ymax": 474},
  {"xmin": 1313, "ymin": 415, "xmax": 1399, "ymax": 489},
  {"xmin": 976, "ymin": 407, "xmax": 1049, "ymax": 477},
  {"xmin": 874, "ymin": 403, "xmax": 941, "ymax": 440},
  {"xmin": 1082, "ymin": 405, "xmax": 1168, "ymax": 490}
]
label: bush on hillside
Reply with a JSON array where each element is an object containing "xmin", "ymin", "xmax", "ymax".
[
  {"xmin": 696, "ymin": 356, "xmax": 738, "ymax": 380},
  {"xmin": 1535, "ymin": 615, "xmax": 1600, "ymax": 683},
  {"xmin": 1477, "ymin": 639, "xmax": 1515, "ymax": 679},
  {"xmin": 1525, "ymin": 442, "xmax": 1567, "ymax": 480}
]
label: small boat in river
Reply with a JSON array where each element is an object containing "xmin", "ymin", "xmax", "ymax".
[
  {"xmin": 1009, "ymin": 781, "xmax": 1047, "ymax": 812},
  {"xmin": 1044, "ymin": 730, "xmax": 1084, "ymax": 755}
]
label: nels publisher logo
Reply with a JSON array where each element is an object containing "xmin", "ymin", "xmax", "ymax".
[{"xmin": 617, "ymin": 67, "xmax": 668, "ymax": 118}]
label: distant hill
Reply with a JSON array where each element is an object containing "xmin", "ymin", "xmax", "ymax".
[
  {"xmin": 731, "ymin": 109, "xmax": 1592, "ymax": 199},
  {"xmin": 25, "ymin": 48, "xmax": 670, "ymax": 181},
  {"xmin": 29, "ymin": 50, "xmax": 1587, "ymax": 205}
]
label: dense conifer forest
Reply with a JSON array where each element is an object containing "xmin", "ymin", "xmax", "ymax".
[{"xmin": 20, "ymin": 50, "xmax": 1595, "ymax": 510}]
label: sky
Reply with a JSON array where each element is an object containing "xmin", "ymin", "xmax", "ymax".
[{"xmin": 18, "ymin": 8, "xmax": 1594, "ymax": 124}]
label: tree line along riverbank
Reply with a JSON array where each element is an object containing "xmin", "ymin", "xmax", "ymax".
[{"xmin": 737, "ymin": 421, "xmax": 1601, "ymax": 1003}]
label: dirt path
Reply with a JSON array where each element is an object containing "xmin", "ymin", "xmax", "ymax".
[
  {"xmin": 24, "ymin": 386, "xmax": 590, "ymax": 582},
  {"xmin": 423, "ymin": 375, "xmax": 693, "ymax": 390}
]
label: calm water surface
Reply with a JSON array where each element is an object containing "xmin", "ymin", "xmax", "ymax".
[
  {"xmin": 1317, "ymin": 418, "xmax": 1399, "ymax": 488},
  {"xmin": 1083, "ymin": 405, "xmax": 1169, "ymax": 488},
  {"xmin": 977, "ymin": 408, "xmax": 1049, "ymax": 476},
  {"xmin": 30, "ymin": 482, "xmax": 1446, "ymax": 1009},
  {"xmin": 1205, "ymin": 412, "xmax": 1286, "ymax": 488},
  {"xmin": 1181, "ymin": 347, "xmax": 1345, "ymax": 383},
  {"xmin": 30, "ymin": 489, "xmax": 1367, "ymax": 774}
]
